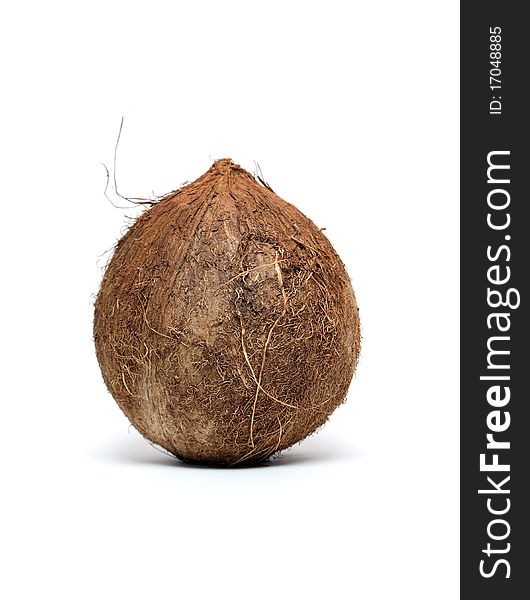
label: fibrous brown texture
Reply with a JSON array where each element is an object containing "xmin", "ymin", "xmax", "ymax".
[{"xmin": 94, "ymin": 159, "xmax": 360, "ymax": 466}]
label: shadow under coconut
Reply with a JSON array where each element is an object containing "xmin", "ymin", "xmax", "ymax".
[{"xmin": 93, "ymin": 431, "xmax": 361, "ymax": 469}]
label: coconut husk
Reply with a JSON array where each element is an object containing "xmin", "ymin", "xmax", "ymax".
[{"xmin": 94, "ymin": 159, "xmax": 361, "ymax": 466}]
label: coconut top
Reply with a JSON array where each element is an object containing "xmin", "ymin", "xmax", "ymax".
[
  {"xmin": 210, "ymin": 158, "xmax": 237, "ymax": 171},
  {"xmin": 180, "ymin": 158, "xmax": 258, "ymax": 196}
]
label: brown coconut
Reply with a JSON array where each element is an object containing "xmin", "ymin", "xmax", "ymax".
[{"xmin": 94, "ymin": 159, "xmax": 360, "ymax": 466}]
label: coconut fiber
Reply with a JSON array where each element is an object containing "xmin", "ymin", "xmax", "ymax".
[{"xmin": 94, "ymin": 159, "xmax": 361, "ymax": 466}]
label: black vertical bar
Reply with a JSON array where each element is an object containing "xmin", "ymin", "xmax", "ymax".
[{"xmin": 461, "ymin": 2, "xmax": 529, "ymax": 598}]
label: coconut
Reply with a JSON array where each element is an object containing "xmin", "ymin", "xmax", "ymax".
[{"xmin": 94, "ymin": 159, "xmax": 360, "ymax": 466}]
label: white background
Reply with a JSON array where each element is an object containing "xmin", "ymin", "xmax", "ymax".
[{"xmin": 0, "ymin": 2, "xmax": 459, "ymax": 598}]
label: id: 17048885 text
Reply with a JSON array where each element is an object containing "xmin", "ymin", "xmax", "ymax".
[{"xmin": 489, "ymin": 26, "xmax": 502, "ymax": 115}]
